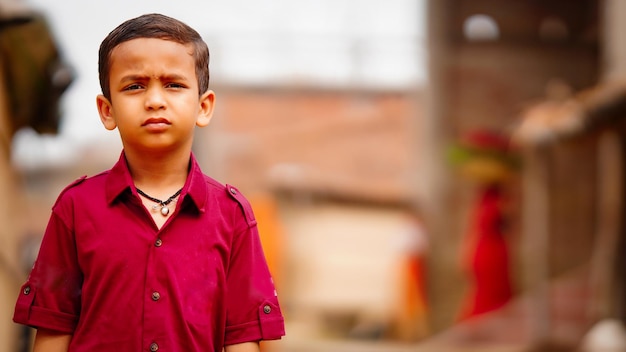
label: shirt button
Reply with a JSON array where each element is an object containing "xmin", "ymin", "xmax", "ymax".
[
  {"xmin": 263, "ymin": 305, "xmax": 272, "ymax": 314},
  {"xmin": 150, "ymin": 342, "xmax": 159, "ymax": 351},
  {"xmin": 230, "ymin": 187, "xmax": 237, "ymax": 195},
  {"xmin": 155, "ymin": 238, "xmax": 163, "ymax": 247},
  {"xmin": 23, "ymin": 286, "xmax": 30, "ymax": 295},
  {"xmin": 151, "ymin": 292, "xmax": 161, "ymax": 301}
]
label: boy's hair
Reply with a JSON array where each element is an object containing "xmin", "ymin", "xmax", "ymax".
[{"xmin": 98, "ymin": 13, "xmax": 210, "ymax": 100}]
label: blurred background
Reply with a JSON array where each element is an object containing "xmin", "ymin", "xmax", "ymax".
[{"xmin": 1, "ymin": 0, "xmax": 626, "ymax": 351}]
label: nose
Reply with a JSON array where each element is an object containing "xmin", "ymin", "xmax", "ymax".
[{"xmin": 144, "ymin": 86, "xmax": 166, "ymax": 110}]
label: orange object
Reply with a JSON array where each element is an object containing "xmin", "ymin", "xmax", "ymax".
[
  {"xmin": 249, "ymin": 193, "xmax": 285, "ymax": 352},
  {"xmin": 394, "ymin": 216, "xmax": 430, "ymax": 341},
  {"xmin": 249, "ymin": 193, "xmax": 284, "ymax": 283}
]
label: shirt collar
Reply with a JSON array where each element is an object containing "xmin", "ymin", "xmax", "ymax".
[
  {"xmin": 105, "ymin": 151, "xmax": 208, "ymax": 213},
  {"xmin": 183, "ymin": 153, "xmax": 208, "ymax": 213}
]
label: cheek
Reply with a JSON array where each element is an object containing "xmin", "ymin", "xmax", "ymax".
[{"xmin": 112, "ymin": 102, "xmax": 139, "ymax": 122}]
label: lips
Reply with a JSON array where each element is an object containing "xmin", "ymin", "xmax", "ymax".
[
  {"xmin": 142, "ymin": 117, "xmax": 171, "ymax": 133},
  {"xmin": 142, "ymin": 117, "xmax": 171, "ymax": 126}
]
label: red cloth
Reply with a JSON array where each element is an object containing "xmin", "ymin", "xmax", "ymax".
[
  {"xmin": 460, "ymin": 185, "xmax": 513, "ymax": 319},
  {"xmin": 14, "ymin": 152, "xmax": 285, "ymax": 351}
]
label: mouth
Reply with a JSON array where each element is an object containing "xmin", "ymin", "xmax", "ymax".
[
  {"xmin": 142, "ymin": 117, "xmax": 171, "ymax": 132},
  {"xmin": 142, "ymin": 117, "xmax": 171, "ymax": 126}
]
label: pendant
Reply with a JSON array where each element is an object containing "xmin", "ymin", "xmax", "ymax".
[{"xmin": 160, "ymin": 206, "xmax": 170, "ymax": 216}]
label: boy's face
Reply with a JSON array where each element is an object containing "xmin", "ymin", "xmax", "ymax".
[{"xmin": 96, "ymin": 38, "xmax": 214, "ymax": 153}]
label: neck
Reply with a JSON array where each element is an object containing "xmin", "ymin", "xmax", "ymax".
[{"xmin": 124, "ymin": 147, "xmax": 191, "ymax": 197}]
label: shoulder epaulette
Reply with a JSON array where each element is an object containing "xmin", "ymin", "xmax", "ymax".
[
  {"xmin": 53, "ymin": 175, "xmax": 87, "ymax": 209},
  {"xmin": 226, "ymin": 184, "xmax": 257, "ymax": 227}
]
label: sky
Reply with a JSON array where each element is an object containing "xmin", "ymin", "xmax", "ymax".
[{"xmin": 13, "ymin": 0, "xmax": 425, "ymax": 169}]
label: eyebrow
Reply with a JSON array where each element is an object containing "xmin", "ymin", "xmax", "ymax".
[{"xmin": 119, "ymin": 74, "xmax": 190, "ymax": 83}]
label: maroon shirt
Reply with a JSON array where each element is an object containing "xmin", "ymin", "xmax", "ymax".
[{"xmin": 14, "ymin": 152, "xmax": 285, "ymax": 351}]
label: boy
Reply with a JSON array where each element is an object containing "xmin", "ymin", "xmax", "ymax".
[{"xmin": 13, "ymin": 13, "xmax": 285, "ymax": 351}]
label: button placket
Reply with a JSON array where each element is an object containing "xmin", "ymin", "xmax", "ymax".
[{"xmin": 146, "ymin": 232, "xmax": 165, "ymax": 350}]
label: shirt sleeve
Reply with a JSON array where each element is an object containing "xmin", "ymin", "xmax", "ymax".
[
  {"xmin": 223, "ymin": 188, "xmax": 285, "ymax": 345},
  {"xmin": 13, "ymin": 205, "xmax": 82, "ymax": 333}
]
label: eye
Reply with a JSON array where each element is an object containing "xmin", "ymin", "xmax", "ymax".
[
  {"xmin": 124, "ymin": 84, "xmax": 143, "ymax": 91},
  {"xmin": 166, "ymin": 82, "xmax": 186, "ymax": 89}
]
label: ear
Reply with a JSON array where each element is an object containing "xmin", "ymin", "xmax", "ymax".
[
  {"xmin": 196, "ymin": 90, "xmax": 215, "ymax": 127},
  {"xmin": 96, "ymin": 94, "xmax": 117, "ymax": 130}
]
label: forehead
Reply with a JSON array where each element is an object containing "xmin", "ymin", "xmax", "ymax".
[{"xmin": 109, "ymin": 38, "xmax": 195, "ymax": 78}]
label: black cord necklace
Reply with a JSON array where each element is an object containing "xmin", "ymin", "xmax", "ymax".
[{"xmin": 136, "ymin": 187, "xmax": 182, "ymax": 216}]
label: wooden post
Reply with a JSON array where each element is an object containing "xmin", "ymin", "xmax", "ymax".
[
  {"xmin": 588, "ymin": 131, "xmax": 623, "ymax": 319},
  {"xmin": 521, "ymin": 145, "xmax": 552, "ymax": 344}
]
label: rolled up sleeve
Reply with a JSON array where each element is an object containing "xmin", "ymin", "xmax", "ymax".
[
  {"xmin": 224, "ymin": 220, "xmax": 285, "ymax": 345},
  {"xmin": 13, "ymin": 209, "xmax": 82, "ymax": 333}
]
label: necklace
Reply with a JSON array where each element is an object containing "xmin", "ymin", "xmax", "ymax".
[{"xmin": 136, "ymin": 187, "xmax": 182, "ymax": 216}]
